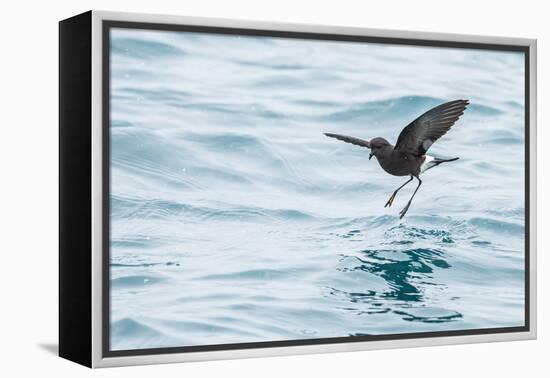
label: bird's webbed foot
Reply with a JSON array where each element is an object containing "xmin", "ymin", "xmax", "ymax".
[
  {"xmin": 384, "ymin": 194, "xmax": 396, "ymax": 208},
  {"xmin": 399, "ymin": 202, "xmax": 411, "ymax": 219}
]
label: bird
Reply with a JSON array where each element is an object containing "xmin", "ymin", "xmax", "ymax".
[{"xmin": 324, "ymin": 99, "xmax": 469, "ymax": 219}]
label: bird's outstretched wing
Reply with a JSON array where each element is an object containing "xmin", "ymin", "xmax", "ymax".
[
  {"xmin": 394, "ymin": 99, "xmax": 469, "ymax": 156},
  {"xmin": 324, "ymin": 133, "xmax": 370, "ymax": 148}
]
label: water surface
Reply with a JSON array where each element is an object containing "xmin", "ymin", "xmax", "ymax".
[{"xmin": 109, "ymin": 28, "xmax": 526, "ymax": 350}]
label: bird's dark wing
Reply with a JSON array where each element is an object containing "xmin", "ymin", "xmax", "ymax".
[
  {"xmin": 394, "ymin": 99, "xmax": 469, "ymax": 156},
  {"xmin": 324, "ymin": 133, "xmax": 370, "ymax": 148}
]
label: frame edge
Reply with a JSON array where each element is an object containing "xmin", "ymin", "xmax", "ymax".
[
  {"xmin": 89, "ymin": 9, "xmax": 537, "ymax": 367},
  {"xmin": 59, "ymin": 10, "xmax": 93, "ymax": 368}
]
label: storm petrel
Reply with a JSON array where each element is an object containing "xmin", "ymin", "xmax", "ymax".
[{"xmin": 325, "ymin": 99, "xmax": 469, "ymax": 218}]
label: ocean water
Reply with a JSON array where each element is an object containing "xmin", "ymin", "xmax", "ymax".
[{"xmin": 109, "ymin": 28, "xmax": 526, "ymax": 351}]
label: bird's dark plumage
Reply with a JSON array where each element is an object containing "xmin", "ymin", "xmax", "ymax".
[
  {"xmin": 324, "ymin": 99, "xmax": 469, "ymax": 218},
  {"xmin": 394, "ymin": 99, "xmax": 469, "ymax": 156},
  {"xmin": 323, "ymin": 133, "xmax": 371, "ymax": 148}
]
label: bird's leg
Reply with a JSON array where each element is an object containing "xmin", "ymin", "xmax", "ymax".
[
  {"xmin": 399, "ymin": 177, "xmax": 422, "ymax": 219},
  {"xmin": 385, "ymin": 175, "xmax": 413, "ymax": 208}
]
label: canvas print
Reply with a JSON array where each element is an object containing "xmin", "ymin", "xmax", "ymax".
[{"xmin": 108, "ymin": 27, "xmax": 526, "ymax": 351}]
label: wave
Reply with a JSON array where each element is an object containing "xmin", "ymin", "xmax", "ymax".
[
  {"xmin": 324, "ymin": 96, "xmax": 443, "ymax": 122},
  {"xmin": 112, "ymin": 37, "xmax": 183, "ymax": 59},
  {"xmin": 201, "ymin": 268, "xmax": 293, "ymax": 281},
  {"xmin": 468, "ymin": 217, "xmax": 524, "ymax": 235},
  {"xmin": 323, "ymin": 95, "xmax": 502, "ymax": 123},
  {"xmin": 115, "ymin": 87, "xmax": 192, "ymax": 103},
  {"xmin": 111, "ymin": 275, "xmax": 165, "ymax": 288},
  {"xmin": 111, "ymin": 318, "xmax": 182, "ymax": 350},
  {"xmin": 184, "ymin": 132, "xmax": 267, "ymax": 151},
  {"xmin": 111, "ymin": 119, "xmax": 133, "ymax": 128},
  {"xmin": 233, "ymin": 59, "xmax": 309, "ymax": 71},
  {"xmin": 111, "ymin": 261, "xmax": 180, "ymax": 268},
  {"xmin": 393, "ymin": 308, "xmax": 463, "ymax": 323},
  {"xmin": 111, "ymin": 195, "xmax": 317, "ymax": 222},
  {"xmin": 112, "ymin": 192, "xmax": 524, "ymax": 240},
  {"xmin": 466, "ymin": 102, "xmax": 504, "ymax": 116}
]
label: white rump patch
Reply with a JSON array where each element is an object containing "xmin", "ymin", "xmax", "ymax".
[{"xmin": 420, "ymin": 155, "xmax": 436, "ymax": 174}]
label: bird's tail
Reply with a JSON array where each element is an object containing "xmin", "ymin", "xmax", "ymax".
[
  {"xmin": 421, "ymin": 156, "xmax": 459, "ymax": 173},
  {"xmin": 434, "ymin": 156, "xmax": 459, "ymax": 163}
]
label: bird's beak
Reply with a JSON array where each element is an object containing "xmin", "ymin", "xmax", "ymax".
[{"xmin": 369, "ymin": 153, "xmax": 374, "ymax": 160}]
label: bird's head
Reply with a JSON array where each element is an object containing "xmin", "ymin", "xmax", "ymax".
[{"xmin": 368, "ymin": 137, "xmax": 390, "ymax": 160}]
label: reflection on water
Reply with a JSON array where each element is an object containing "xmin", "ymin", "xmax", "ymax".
[
  {"xmin": 331, "ymin": 244, "xmax": 462, "ymax": 324},
  {"xmin": 339, "ymin": 248, "xmax": 451, "ymax": 301}
]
